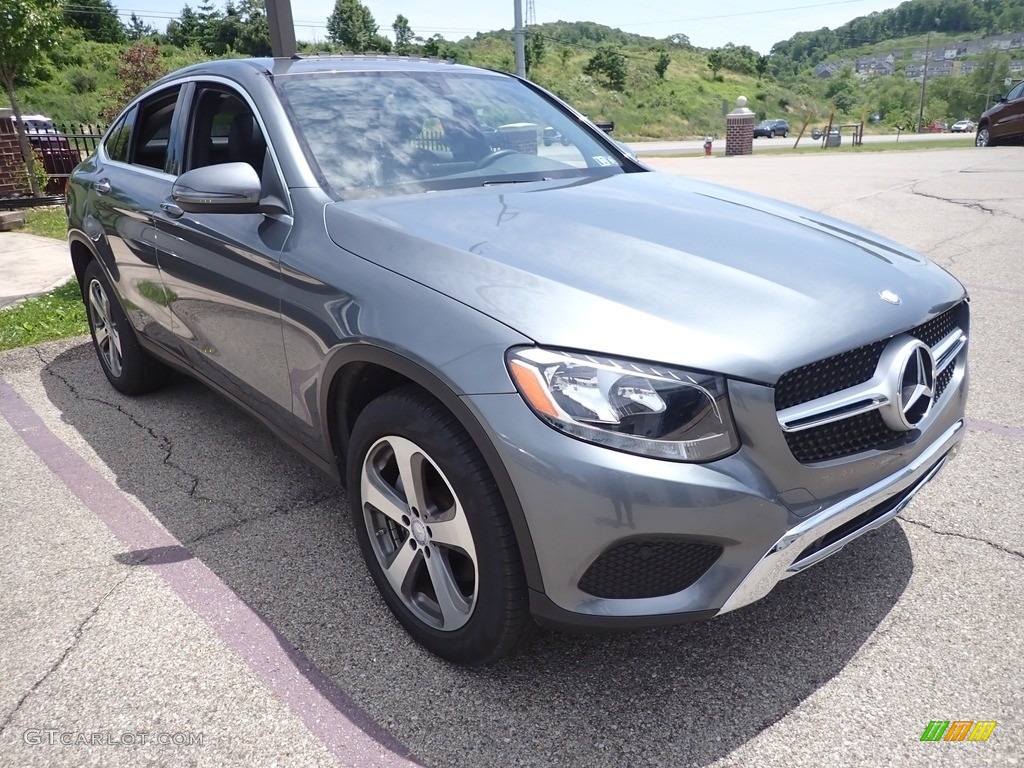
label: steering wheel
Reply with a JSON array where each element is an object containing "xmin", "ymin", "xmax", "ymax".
[{"xmin": 474, "ymin": 149, "xmax": 519, "ymax": 169}]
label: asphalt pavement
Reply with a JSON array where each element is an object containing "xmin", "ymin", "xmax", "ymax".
[{"xmin": 1, "ymin": 146, "xmax": 1022, "ymax": 767}]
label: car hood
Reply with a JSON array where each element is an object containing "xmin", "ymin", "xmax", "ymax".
[{"xmin": 324, "ymin": 171, "xmax": 965, "ymax": 383}]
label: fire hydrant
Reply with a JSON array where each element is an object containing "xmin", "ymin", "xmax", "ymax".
[{"xmin": 703, "ymin": 136, "xmax": 713, "ymax": 156}]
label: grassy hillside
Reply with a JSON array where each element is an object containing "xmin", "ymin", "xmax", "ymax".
[{"xmin": 15, "ymin": 26, "xmax": 828, "ymax": 141}]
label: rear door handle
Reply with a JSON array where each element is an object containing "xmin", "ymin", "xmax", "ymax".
[
  {"xmin": 92, "ymin": 179, "xmax": 111, "ymax": 194},
  {"xmin": 160, "ymin": 200, "xmax": 184, "ymax": 218}
]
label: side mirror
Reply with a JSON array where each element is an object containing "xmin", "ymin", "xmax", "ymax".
[
  {"xmin": 172, "ymin": 162, "xmax": 261, "ymax": 214},
  {"xmin": 996, "ymin": 94, "xmax": 1005, "ymax": 103}
]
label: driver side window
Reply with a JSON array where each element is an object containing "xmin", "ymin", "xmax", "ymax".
[{"xmin": 185, "ymin": 87, "xmax": 268, "ymax": 175}]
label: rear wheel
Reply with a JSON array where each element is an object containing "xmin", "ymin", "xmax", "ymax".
[
  {"xmin": 347, "ymin": 387, "xmax": 533, "ymax": 665},
  {"xmin": 83, "ymin": 260, "xmax": 168, "ymax": 395}
]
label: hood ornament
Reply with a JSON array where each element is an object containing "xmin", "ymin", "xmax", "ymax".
[{"xmin": 879, "ymin": 289, "xmax": 901, "ymax": 305}]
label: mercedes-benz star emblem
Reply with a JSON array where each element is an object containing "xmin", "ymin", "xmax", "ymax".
[
  {"xmin": 880, "ymin": 339, "xmax": 935, "ymax": 431},
  {"xmin": 879, "ymin": 289, "xmax": 901, "ymax": 305}
]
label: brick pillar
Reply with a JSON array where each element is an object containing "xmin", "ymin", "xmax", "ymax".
[
  {"xmin": 725, "ymin": 96, "xmax": 755, "ymax": 157},
  {"xmin": 0, "ymin": 110, "xmax": 31, "ymax": 198}
]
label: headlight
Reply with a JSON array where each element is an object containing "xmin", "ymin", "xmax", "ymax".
[{"xmin": 506, "ymin": 348, "xmax": 739, "ymax": 461}]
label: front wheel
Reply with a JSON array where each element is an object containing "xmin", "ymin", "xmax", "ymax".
[
  {"xmin": 347, "ymin": 387, "xmax": 533, "ymax": 665},
  {"xmin": 976, "ymin": 126, "xmax": 994, "ymax": 147}
]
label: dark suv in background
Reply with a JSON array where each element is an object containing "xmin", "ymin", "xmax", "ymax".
[
  {"xmin": 753, "ymin": 118, "xmax": 789, "ymax": 138},
  {"xmin": 977, "ymin": 79, "xmax": 1024, "ymax": 146}
]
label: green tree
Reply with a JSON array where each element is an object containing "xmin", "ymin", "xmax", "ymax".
[
  {"xmin": 65, "ymin": 0, "xmax": 125, "ymax": 44},
  {"xmin": 326, "ymin": 0, "xmax": 378, "ymax": 52},
  {"xmin": 0, "ymin": 0, "xmax": 63, "ymax": 196},
  {"xmin": 392, "ymin": 13, "xmax": 414, "ymax": 53},
  {"xmin": 126, "ymin": 12, "xmax": 156, "ymax": 41},
  {"xmin": 235, "ymin": 0, "xmax": 271, "ymax": 56},
  {"xmin": 166, "ymin": 5, "xmax": 202, "ymax": 48},
  {"xmin": 101, "ymin": 42, "xmax": 169, "ymax": 123},
  {"xmin": 706, "ymin": 49, "xmax": 723, "ymax": 79},
  {"xmin": 755, "ymin": 54, "xmax": 770, "ymax": 81},
  {"xmin": 654, "ymin": 50, "xmax": 670, "ymax": 79},
  {"xmin": 584, "ymin": 46, "xmax": 627, "ymax": 90},
  {"xmin": 824, "ymin": 65, "xmax": 858, "ymax": 113},
  {"xmin": 525, "ymin": 28, "xmax": 545, "ymax": 74}
]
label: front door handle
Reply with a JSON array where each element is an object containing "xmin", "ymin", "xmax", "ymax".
[
  {"xmin": 92, "ymin": 179, "xmax": 111, "ymax": 194},
  {"xmin": 160, "ymin": 200, "xmax": 184, "ymax": 218}
]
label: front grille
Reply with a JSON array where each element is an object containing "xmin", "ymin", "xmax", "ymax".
[
  {"xmin": 578, "ymin": 540, "xmax": 722, "ymax": 600},
  {"xmin": 786, "ymin": 411, "xmax": 909, "ymax": 463},
  {"xmin": 776, "ymin": 302, "xmax": 967, "ymax": 464},
  {"xmin": 775, "ymin": 340, "xmax": 885, "ymax": 411}
]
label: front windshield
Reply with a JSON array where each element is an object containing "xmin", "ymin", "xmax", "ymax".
[{"xmin": 275, "ymin": 69, "xmax": 625, "ymax": 198}]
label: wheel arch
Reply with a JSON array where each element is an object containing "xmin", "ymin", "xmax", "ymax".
[{"xmin": 320, "ymin": 344, "xmax": 544, "ymax": 592}]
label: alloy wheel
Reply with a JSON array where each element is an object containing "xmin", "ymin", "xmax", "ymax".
[
  {"xmin": 976, "ymin": 127, "xmax": 990, "ymax": 147},
  {"xmin": 360, "ymin": 435, "xmax": 479, "ymax": 631},
  {"xmin": 88, "ymin": 278, "xmax": 122, "ymax": 377}
]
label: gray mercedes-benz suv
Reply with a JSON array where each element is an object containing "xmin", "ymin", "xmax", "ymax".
[{"xmin": 66, "ymin": 56, "xmax": 969, "ymax": 665}]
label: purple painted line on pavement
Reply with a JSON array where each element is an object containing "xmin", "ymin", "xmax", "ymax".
[
  {"xmin": 966, "ymin": 417, "xmax": 1024, "ymax": 441},
  {"xmin": 0, "ymin": 375, "xmax": 422, "ymax": 768}
]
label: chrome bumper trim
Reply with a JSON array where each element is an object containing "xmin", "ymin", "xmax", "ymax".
[{"xmin": 718, "ymin": 418, "xmax": 963, "ymax": 614}]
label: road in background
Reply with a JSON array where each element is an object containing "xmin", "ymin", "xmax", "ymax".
[{"xmin": 632, "ymin": 130, "xmax": 970, "ymax": 156}]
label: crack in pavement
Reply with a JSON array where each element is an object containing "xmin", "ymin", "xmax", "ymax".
[
  {"xmin": 32, "ymin": 345, "xmax": 337, "ymax": 541},
  {"xmin": 901, "ymin": 517, "xmax": 1024, "ymax": 562},
  {"xmin": 911, "ymin": 186, "xmax": 1024, "ymax": 224},
  {"xmin": 0, "ymin": 569, "xmax": 133, "ymax": 737},
  {"xmin": 185, "ymin": 488, "xmax": 341, "ymax": 547}
]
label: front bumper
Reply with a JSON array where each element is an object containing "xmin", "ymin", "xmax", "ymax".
[
  {"xmin": 717, "ymin": 418, "xmax": 962, "ymax": 613},
  {"xmin": 463, "ymin": 364, "xmax": 966, "ymax": 629}
]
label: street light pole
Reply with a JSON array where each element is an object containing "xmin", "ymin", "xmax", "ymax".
[
  {"xmin": 514, "ymin": 0, "xmax": 526, "ymax": 77},
  {"xmin": 266, "ymin": 0, "xmax": 297, "ymax": 58},
  {"xmin": 917, "ymin": 30, "xmax": 931, "ymax": 133}
]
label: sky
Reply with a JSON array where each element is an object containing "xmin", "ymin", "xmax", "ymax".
[{"xmin": 113, "ymin": 0, "xmax": 906, "ymax": 54}]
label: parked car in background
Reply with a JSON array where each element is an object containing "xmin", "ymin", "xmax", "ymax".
[
  {"xmin": 753, "ymin": 118, "xmax": 789, "ymax": 138},
  {"xmin": 12, "ymin": 114, "xmax": 82, "ymax": 193},
  {"xmin": 67, "ymin": 56, "xmax": 969, "ymax": 665},
  {"xmin": 950, "ymin": 119, "xmax": 975, "ymax": 133},
  {"xmin": 924, "ymin": 120, "xmax": 948, "ymax": 133},
  {"xmin": 977, "ymin": 80, "xmax": 1024, "ymax": 147}
]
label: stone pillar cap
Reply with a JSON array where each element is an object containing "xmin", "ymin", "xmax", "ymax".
[{"xmin": 728, "ymin": 95, "xmax": 754, "ymax": 116}]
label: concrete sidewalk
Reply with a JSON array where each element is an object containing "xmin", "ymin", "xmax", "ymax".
[{"xmin": 0, "ymin": 231, "xmax": 74, "ymax": 309}]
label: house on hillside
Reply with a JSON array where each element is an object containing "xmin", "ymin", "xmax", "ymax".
[
  {"xmin": 944, "ymin": 48, "xmax": 958, "ymax": 59},
  {"xmin": 911, "ymin": 49, "xmax": 927, "ymax": 60},
  {"xmin": 1010, "ymin": 59, "xmax": 1024, "ymax": 73},
  {"xmin": 926, "ymin": 61, "xmax": 955, "ymax": 76},
  {"xmin": 960, "ymin": 61, "xmax": 978, "ymax": 75},
  {"xmin": 905, "ymin": 63, "xmax": 923, "ymax": 78},
  {"xmin": 813, "ymin": 60, "xmax": 842, "ymax": 78}
]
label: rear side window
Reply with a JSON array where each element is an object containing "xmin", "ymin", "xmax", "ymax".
[
  {"xmin": 105, "ymin": 107, "xmax": 137, "ymax": 163},
  {"xmin": 125, "ymin": 87, "xmax": 180, "ymax": 172}
]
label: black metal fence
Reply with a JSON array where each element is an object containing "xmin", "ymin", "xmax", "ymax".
[
  {"xmin": 36, "ymin": 123, "xmax": 106, "ymax": 193},
  {"xmin": 0, "ymin": 123, "xmax": 105, "ymax": 208}
]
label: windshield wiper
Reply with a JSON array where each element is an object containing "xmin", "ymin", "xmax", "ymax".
[{"xmin": 481, "ymin": 176, "xmax": 553, "ymax": 187}]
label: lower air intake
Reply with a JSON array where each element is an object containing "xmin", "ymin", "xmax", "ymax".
[{"xmin": 578, "ymin": 540, "xmax": 723, "ymax": 600}]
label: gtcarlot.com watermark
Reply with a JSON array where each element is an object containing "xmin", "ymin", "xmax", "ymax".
[{"xmin": 23, "ymin": 729, "xmax": 203, "ymax": 747}]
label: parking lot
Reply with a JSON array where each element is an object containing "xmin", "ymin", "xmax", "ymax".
[{"xmin": 1, "ymin": 146, "xmax": 1022, "ymax": 767}]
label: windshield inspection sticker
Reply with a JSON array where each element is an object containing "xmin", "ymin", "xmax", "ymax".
[{"xmin": 591, "ymin": 155, "xmax": 616, "ymax": 166}]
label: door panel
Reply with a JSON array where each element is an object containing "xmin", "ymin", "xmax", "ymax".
[{"xmin": 153, "ymin": 84, "xmax": 293, "ymax": 428}]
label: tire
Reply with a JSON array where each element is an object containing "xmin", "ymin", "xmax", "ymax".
[
  {"xmin": 976, "ymin": 125, "xmax": 995, "ymax": 147},
  {"xmin": 347, "ymin": 386, "xmax": 533, "ymax": 665},
  {"xmin": 82, "ymin": 260, "xmax": 169, "ymax": 395},
  {"xmin": 767, "ymin": 131, "xmax": 774, "ymax": 139}
]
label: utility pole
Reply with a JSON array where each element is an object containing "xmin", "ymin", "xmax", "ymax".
[
  {"xmin": 917, "ymin": 30, "xmax": 931, "ymax": 133},
  {"xmin": 266, "ymin": 0, "xmax": 297, "ymax": 58},
  {"xmin": 514, "ymin": 0, "xmax": 526, "ymax": 78}
]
